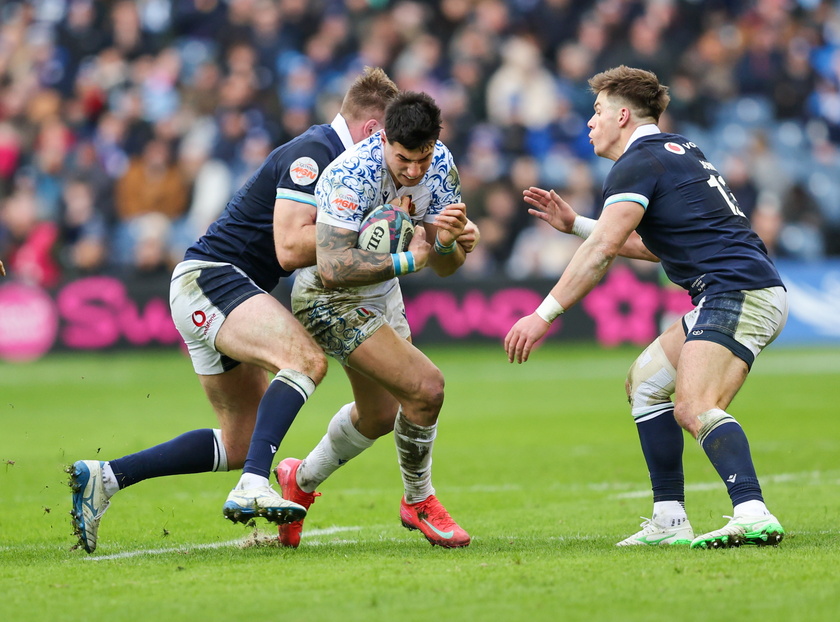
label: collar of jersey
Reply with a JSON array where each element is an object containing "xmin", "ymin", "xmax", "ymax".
[
  {"xmin": 330, "ymin": 113, "xmax": 355, "ymax": 150},
  {"xmin": 624, "ymin": 124, "xmax": 661, "ymax": 153}
]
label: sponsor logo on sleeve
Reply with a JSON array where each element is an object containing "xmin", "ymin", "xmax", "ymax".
[
  {"xmin": 664, "ymin": 142, "xmax": 686, "ymax": 155},
  {"xmin": 329, "ymin": 187, "xmax": 360, "ymax": 213},
  {"xmin": 289, "ymin": 157, "xmax": 319, "ymax": 186}
]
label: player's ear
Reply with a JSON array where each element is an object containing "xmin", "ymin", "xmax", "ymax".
[
  {"xmin": 365, "ymin": 119, "xmax": 379, "ymax": 136},
  {"xmin": 618, "ymin": 107, "xmax": 631, "ymax": 127}
]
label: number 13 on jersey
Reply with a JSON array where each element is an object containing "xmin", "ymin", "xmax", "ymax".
[{"xmin": 707, "ymin": 174, "xmax": 746, "ymax": 218}]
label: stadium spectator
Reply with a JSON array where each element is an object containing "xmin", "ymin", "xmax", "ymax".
[
  {"xmin": 56, "ymin": 174, "xmax": 108, "ymax": 276},
  {"xmin": 777, "ymin": 181, "xmax": 827, "ymax": 261},
  {"xmin": 0, "ymin": 175, "xmax": 60, "ymax": 288},
  {"xmin": 112, "ymin": 136, "xmax": 189, "ymax": 269},
  {"xmin": 505, "ymin": 66, "xmax": 788, "ymax": 550},
  {"xmin": 68, "ymin": 67, "xmax": 400, "ymax": 554}
]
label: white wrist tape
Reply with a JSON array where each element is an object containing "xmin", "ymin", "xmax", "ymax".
[
  {"xmin": 572, "ymin": 216, "xmax": 596, "ymax": 239},
  {"xmin": 535, "ymin": 294, "xmax": 565, "ymax": 324}
]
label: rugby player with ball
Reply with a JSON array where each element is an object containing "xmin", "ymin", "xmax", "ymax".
[{"xmin": 278, "ymin": 91, "xmax": 478, "ymax": 549}]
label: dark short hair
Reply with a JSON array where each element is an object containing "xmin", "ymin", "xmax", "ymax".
[
  {"xmin": 383, "ymin": 91, "xmax": 442, "ymax": 150},
  {"xmin": 588, "ymin": 65, "xmax": 671, "ymax": 121}
]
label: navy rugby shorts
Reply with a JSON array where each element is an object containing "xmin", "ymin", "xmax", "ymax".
[{"xmin": 682, "ymin": 286, "xmax": 788, "ymax": 369}]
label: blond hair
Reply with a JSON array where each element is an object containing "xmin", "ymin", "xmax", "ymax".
[
  {"xmin": 340, "ymin": 67, "xmax": 399, "ymax": 124},
  {"xmin": 588, "ymin": 66, "xmax": 670, "ymax": 122}
]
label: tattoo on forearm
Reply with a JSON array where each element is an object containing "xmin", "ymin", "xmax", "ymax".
[{"xmin": 317, "ymin": 224, "xmax": 396, "ymax": 286}]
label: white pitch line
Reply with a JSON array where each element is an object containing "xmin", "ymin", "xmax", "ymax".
[
  {"xmin": 609, "ymin": 470, "xmax": 837, "ymax": 499},
  {"xmin": 83, "ymin": 525, "xmax": 362, "ymax": 561}
]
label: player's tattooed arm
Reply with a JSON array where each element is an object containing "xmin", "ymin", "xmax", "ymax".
[{"xmin": 316, "ymin": 223, "xmax": 398, "ymax": 288}]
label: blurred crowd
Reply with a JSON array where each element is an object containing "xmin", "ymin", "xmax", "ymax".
[{"xmin": 2, "ymin": 0, "xmax": 840, "ymax": 289}]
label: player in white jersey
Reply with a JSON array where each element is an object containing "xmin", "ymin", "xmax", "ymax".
[{"xmin": 275, "ymin": 91, "xmax": 477, "ymax": 548}]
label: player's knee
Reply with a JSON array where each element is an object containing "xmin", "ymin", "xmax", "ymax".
[
  {"xmin": 411, "ymin": 367, "xmax": 445, "ymax": 413},
  {"xmin": 676, "ymin": 406, "xmax": 736, "ymax": 441},
  {"xmin": 295, "ymin": 345, "xmax": 328, "ymax": 386},
  {"xmin": 626, "ymin": 339, "xmax": 676, "ymax": 413}
]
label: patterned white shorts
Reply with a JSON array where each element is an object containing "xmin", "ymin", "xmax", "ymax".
[{"xmin": 291, "ymin": 271, "xmax": 410, "ymax": 364}]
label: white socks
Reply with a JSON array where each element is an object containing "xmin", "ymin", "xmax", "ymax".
[
  {"xmin": 734, "ymin": 499, "xmax": 770, "ymax": 517},
  {"xmin": 297, "ymin": 403, "xmax": 375, "ymax": 493},
  {"xmin": 394, "ymin": 409, "xmax": 436, "ymax": 504},
  {"xmin": 652, "ymin": 500, "xmax": 688, "ymax": 527},
  {"xmin": 101, "ymin": 462, "xmax": 119, "ymax": 499},
  {"xmin": 294, "ymin": 403, "xmax": 439, "ymax": 503},
  {"xmin": 236, "ymin": 473, "xmax": 269, "ymax": 489}
]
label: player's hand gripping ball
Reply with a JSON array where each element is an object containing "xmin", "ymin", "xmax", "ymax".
[{"xmin": 357, "ymin": 204, "xmax": 415, "ymax": 253}]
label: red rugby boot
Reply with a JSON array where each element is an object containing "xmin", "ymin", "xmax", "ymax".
[
  {"xmin": 274, "ymin": 458, "xmax": 320, "ymax": 548},
  {"xmin": 400, "ymin": 495, "xmax": 470, "ymax": 548}
]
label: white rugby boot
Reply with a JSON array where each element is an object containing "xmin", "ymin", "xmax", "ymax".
[{"xmin": 616, "ymin": 516, "xmax": 694, "ymax": 546}]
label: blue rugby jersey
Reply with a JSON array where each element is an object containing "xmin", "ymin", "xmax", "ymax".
[
  {"xmin": 185, "ymin": 124, "xmax": 346, "ymax": 292},
  {"xmin": 602, "ymin": 132, "xmax": 784, "ymax": 303}
]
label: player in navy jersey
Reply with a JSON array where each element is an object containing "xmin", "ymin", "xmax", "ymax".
[
  {"xmin": 504, "ymin": 66, "xmax": 787, "ymax": 549},
  {"xmin": 68, "ymin": 68, "xmax": 400, "ymax": 554}
]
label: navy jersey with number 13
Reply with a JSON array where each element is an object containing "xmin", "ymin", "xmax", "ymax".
[{"xmin": 603, "ymin": 132, "xmax": 784, "ymax": 303}]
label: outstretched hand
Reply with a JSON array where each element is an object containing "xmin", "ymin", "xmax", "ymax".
[
  {"xmin": 523, "ymin": 187, "xmax": 577, "ymax": 234},
  {"xmin": 504, "ymin": 313, "xmax": 551, "ymax": 364}
]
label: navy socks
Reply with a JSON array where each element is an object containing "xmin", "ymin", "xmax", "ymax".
[
  {"xmin": 109, "ymin": 428, "xmax": 223, "ymax": 489},
  {"xmin": 241, "ymin": 371, "xmax": 311, "ymax": 479},
  {"xmin": 636, "ymin": 409, "xmax": 685, "ymax": 503},
  {"xmin": 699, "ymin": 421, "xmax": 763, "ymax": 506}
]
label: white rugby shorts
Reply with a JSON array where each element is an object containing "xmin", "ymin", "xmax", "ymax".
[
  {"xmin": 170, "ymin": 260, "xmax": 264, "ymax": 374},
  {"xmin": 291, "ymin": 267, "xmax": 410, "ymax": 364}
]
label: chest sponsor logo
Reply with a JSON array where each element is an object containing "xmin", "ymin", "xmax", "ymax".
[
  {"xmin": 289, "ymin": 157, "xmax": 319, "ymax": 186},
  {"xmin": 664, "ymin": 142, "xmax": 686, "ymax": 155}
]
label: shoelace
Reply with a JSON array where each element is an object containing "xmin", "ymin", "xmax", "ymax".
[{"xmin": 417, "ymin": 499, "xmax": 457, "ymax": 529}]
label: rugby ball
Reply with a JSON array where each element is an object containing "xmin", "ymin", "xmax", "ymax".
[{"xmin": 357, "ymin": 204, "xmax": 415, "ymax": 253}]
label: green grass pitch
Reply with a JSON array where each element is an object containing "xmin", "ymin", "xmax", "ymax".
[{"xmin": 2, "ymin": 343, "xmax": 839, "ymax": 621}]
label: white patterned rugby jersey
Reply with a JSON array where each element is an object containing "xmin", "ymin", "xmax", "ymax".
[{"xmin": 314, "ymin": 132, "xmax": 461, "ymax": 231}]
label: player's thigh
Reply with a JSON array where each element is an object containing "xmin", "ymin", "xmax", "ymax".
[
  {"xmin": 198, "ymin": 363, "xmax": 269, "ymax": 467},
  {"xmin": 215, "ymin": 293, "xmax": 326, "ymax": 379},
  {"xmin": 347, "ymin": 324, "xmax": 444, "ymax": 409},
  {"xmin": 675, "ymin": 339, "xmax": 748, "ymax": 413},
  {"xmin": 171, "ymin": 260, "xmax": 325, "ymax": 379},
  {"xmin": 344, "ymin": 365, "xmax": 401, "ymax": 438}
]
